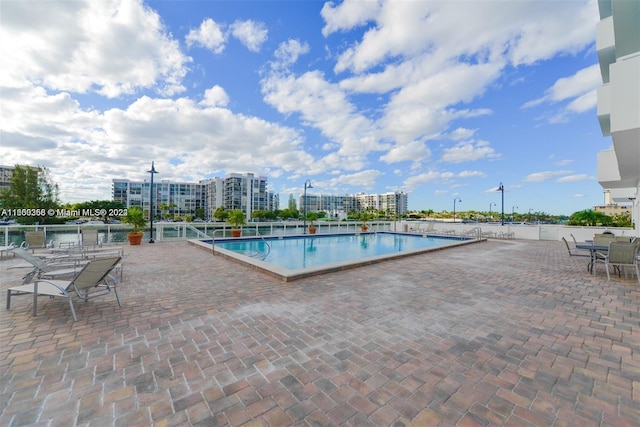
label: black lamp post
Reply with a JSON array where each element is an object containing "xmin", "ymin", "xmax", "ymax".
[
  {"xmin": 453, "ymin": 197, "xmax": 461, "ymax": 223},
  {"xmin": 147, "ymin": 162, "xmax": 158, "ymax": 243},
  {"xmin": 303, "ymin": 179, "xmax": 312, "ymax": 234},
  {"xmin": 497, "ymin": 182, "xmax": 505, "ymax": 225}
]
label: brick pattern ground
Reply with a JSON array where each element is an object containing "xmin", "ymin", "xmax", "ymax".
[{"xmin": 0, "ymin": 238, "xmax": 639, "ymax": 426}]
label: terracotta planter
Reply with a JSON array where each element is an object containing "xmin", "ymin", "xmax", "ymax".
[
  {"xmin": 230, "ymin": 229, "xmax": 242, "ymax": 238},
  {"xmin": 127, "ymin": 233, "xmax": 143, "ymax": 245},
  {"xmin": 308, "ymin": 227, "xmax": 317, "ymax": 234}
]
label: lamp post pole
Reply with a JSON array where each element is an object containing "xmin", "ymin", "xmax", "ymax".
[
  {"xmin": 497, "ymin": 183, "xmax": 505, "ymax": 225},
  {"xmin": 453, "ymin": 197, "xmax": 461, "ymax": 223},
  {"xmin": 489, "ymin": 202, "xmax": 495, "ymax": 221},
  {"xmin": 303, "ymin": 179, "xmax": 312, "ymax": 234},
  {"xmin": 147, "ymin": 162, "xmax": 158, "ymax": 243},
  {"xmin": 512, "ymin": 205, "xmax": 518, "ymax": 222}
]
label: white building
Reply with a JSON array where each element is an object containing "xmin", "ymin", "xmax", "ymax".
[
  {"xmin": 596, "ymin": 0, "xmax": 639, "ymax": 234},
  {"xmin": 112, "ymin": 179, "xmax": 204, "ymax": 220},
  {"xmin": 114, "ymin": 172, "xmax": 270, "ymax": 221},
  {"xmin": 299, "ymin": 191, "xmax": 408, "ymax": 218},
  {"xmin": 200, "ymin": 173, "xmax": 269, "ymax": 220}
]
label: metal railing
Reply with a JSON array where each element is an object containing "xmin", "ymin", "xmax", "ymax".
[
  {"xmin": 211, "ymin": 228, "xmax": 271, "ymax": 260},
  {"xmin": 0, "ymin": 221, "xmax": 392, "ymax": 247}
]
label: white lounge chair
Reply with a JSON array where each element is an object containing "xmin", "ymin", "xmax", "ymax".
[
  {"xmin": 9, "ymin": 247, "xmax": 81, "ymax": 284},
  {"xmin": 6, "ymin": 256, "xmax": 122, "ymax": 321}
]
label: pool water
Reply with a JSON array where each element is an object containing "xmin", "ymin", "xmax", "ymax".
[{"xmin": 212, "ymin": 232, "xmax": 467, "ymax": 271}]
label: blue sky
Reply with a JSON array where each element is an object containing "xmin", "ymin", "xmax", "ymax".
[{"xmin": 1, "ymin": 0, "xmax": 610, "ymax": 215}]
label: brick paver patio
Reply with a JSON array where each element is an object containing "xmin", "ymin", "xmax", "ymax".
[{"xmin": 0, "ymin": 238, "xmax": 639, "ymax": 426}]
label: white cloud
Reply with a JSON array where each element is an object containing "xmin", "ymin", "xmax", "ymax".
[
  {"xmin": 230, "ymin": 20, "xmax": 268, "ymax": 52},
  {"xmin": 402, "ymin": 169, "xmax": 483, "ymax": 191},
  {"xmin": 186, "ymin": 18, "xmax": 227, "ymax": 53},
  {"xmin": 321, "ymin": 0, "xmax": 382, "ymax": 37},
  {"xmin": 326, "ymin": 1, "xmax": 597, "ymax": 74},
  {"xmin": 441, "ymin": 140, "xmax": 500, "ymax": 163},
  {"xmin": 200, "ymin": 85, "xmax": 229, "ymax": 107},
  {"xmin": 2, "ymin": 83, "xmax": 315, "ymax": 201},
  {"xmin": 524, "ymin": 170, "xmax": 574, "ymax": 182},
  {"xmin": 0, "ymin": 0, "xmax": 191, "ymax": 97},
  {"xmin": 557, "ymin": 174, "xmax": 593, "ymax": 183},
  {"xmin": 447, "ymin": 128, "xmax": 477, "ymax": 141},
  {"xmin": 523, "ymin": 64, "xmax": 600, "ymax": 108},
  {"xmin": 187, "ymin": 18, "xmax": 269, "ymax": 54},
  {"xmin": 261, "ymin": 69, "xmax": 383, "ymax": 159},
  {"xmin": 328, "ymin": 169, "xmax": 383, "ymax": 189},
  {"xmin": 273, "ymin": 39, "xmax": 310, "ymax": 68},
  {"xmin": 379, "ymin": 140, "xmax": 431, "ymax": 164}
]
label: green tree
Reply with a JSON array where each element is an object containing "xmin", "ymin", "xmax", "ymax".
[
  {"xmin": 278, "ymin": 208, "xmax": 298, "ymax": 220},
  {"xmin": 227, "ymin": 209, "xmax": 247, "ymax": 228},
  {"xmin": 252, "ymin": 210, "xmax": 276, "ymax": 221},
  {"xmin": 213, "ymin": 206, "xmax": 228, "ymax": 222},
  {"xmin": 567, "ymin": 209, "xmax": 612, "ymax": 226},
  {"xmin": 0, "ymin": 165, "xmax": 60, "ymax": 224}
]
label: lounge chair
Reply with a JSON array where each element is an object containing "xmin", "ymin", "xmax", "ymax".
[
  {"xmin": 24, "ymin": 231, "xmax": 51, "ymax": 252},
  {"xmin": 81, "ymin": 229, "xmax": 102, "ymax": 248},
  {"xmin": 1, "ymin": 242, "xmax": 16, "ymax": 259},
  {"xmin": 460, "ymin": 227, "xmax": 482, "ymax": 239},
  {"xmin": 8, "ymin": 247, "xmax": 81, "ymax": 285},
  {"xmin": 598, "ymin": 241, "xmax": 639, "ymax": 283},
  {"xmin": 6, "ymin": 256, "xmax": 122, "ymax": 321}
]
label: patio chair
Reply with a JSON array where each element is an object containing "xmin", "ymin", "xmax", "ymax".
[
  {"xmin": 24, "ymin": 231, "xmax": 51, "ymax": 252},
  {"xmin": 562, "ymin": 237, "xmax": 590, "ymax": 256},
  {"xmin": 6, "ymin": 256, "xmax": 122, "ymax": 321},
  {"xmin": 593, "ymin": 233, "xmax": 616, "ymax": 247},
  {"xmin": 561, "ymin": 237, "xmax": 593, "ymax": 271},
  {"xmin": 599, "ymin": 241, "xmax": 640, "ymax": 283},
  {"xmin": 8, "ymin": 247, "xmax": 82, "ymax": 285},
  {"xmin": 81, "ymin": 229, "xmax": 102, "ymax": 248}
]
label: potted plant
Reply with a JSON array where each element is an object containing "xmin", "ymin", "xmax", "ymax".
[
  {"xmin": 306, "ymin": 212, "xmax": 318, "ymax": 234},
  {"xmin": 122, "ymin": 206, "xmax": 147, "ymax": 245},
  {"xmin": 359, "ymin": 213, "xmax": 370, "ymax": 231},
  {"xmin": 227, "ymin": 209, "xmax": 246, "ymax": 237}
]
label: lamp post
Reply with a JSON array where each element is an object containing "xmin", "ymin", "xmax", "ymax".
[
  {"xmin": 497, "ymin": 183, "xmax": 505, "ymax": 225},
  {"xmin": 147, "ymin": 162, "xmax": 158, "ymax": 243},
  {"xmin": 453, "ymin": 197, "xmax": 461, "ymax": 223},
  {"xmin": 489, "ymin": 202, "xmax": 496, "ymax": 221},
  {"xmin": 303, "ymin": 179, "xmax": 312, "ymax": 234},
  {"xmin": 512, "ymin": 205, "xmax": 518, "ymax": 222}
]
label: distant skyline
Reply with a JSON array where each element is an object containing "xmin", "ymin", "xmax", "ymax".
[{"xmin": 1, "ymin": 0, "xmax": 611, "ymax": 215}]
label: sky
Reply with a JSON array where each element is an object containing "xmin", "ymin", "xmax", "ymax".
[{"xmin": 0, "ymin": 0, "xmax": 612, "ymax": 216}]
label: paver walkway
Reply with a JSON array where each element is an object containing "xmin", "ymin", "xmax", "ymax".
[{"xmin": 0, "ymin": 239, "xmax": 639, "ymax": 426}]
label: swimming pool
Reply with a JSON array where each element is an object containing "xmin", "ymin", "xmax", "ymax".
[{"xmin": 191, "ymin": 232, "xmax": 481, "ymax": 281}]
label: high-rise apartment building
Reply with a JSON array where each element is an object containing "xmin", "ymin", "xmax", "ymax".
[
  {"xmin": 112, "ymin": 179, "xmax": 204, "ymax": 220},
  {"xmin": 595, "ymin": 0, "xmax": 639, "ymax": 233},
  {"xmin": 200, "ymin": 173, "xmax": 269, "ymax": 219},
  {"xmin": 114, "ymin": 172, "xmax": 271, "ymax": 220},
  {"xmin": 299, "ymin": 191, "xmax": 408, "ymax": 219}
]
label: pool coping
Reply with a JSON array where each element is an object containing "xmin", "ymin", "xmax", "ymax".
[{"xmin": 188, "ymin": 232, "xmax": 485, "ymax": 282}]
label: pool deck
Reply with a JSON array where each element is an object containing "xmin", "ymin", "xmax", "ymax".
[{"xmin": 1, "ymin": 239, "xmax": 639, "ymax": 426}]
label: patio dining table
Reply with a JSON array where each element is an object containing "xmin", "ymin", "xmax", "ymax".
[{"xmin": 576, "ymin": 244, "xmax": 609, "ymax": 275}]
